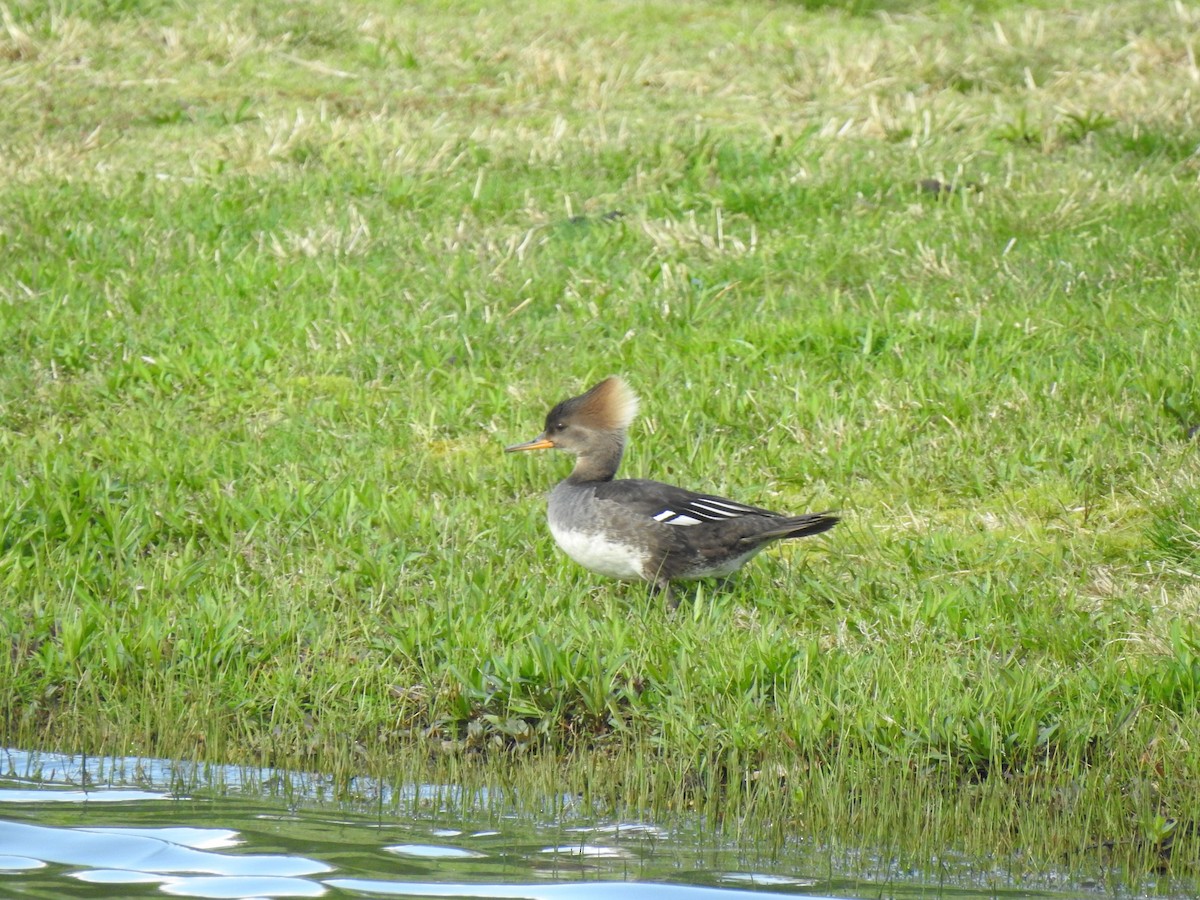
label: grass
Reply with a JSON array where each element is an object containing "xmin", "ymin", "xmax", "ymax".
[{"xmin": 2, "ymin": 0, "xmax": 1200, "ymax": 887}]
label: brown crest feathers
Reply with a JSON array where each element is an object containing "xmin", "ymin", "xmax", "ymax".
[{"xmin": 573, "ymin": 376, "xmax": 640, "ymax": 430}]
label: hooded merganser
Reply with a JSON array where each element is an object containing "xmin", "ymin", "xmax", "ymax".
[{"xmin": 506, "ymin": 376, "xmax": 838, "ymax": 606}]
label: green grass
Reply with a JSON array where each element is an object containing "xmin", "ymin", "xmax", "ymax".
[{"xmin": 2, "ymin": 0, "xmax": 1200, "ymax": 886}]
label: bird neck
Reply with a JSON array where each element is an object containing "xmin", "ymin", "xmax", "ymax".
[{"xmin": 566, "ymin": 431, "xmax": 625, "ymax": 483}]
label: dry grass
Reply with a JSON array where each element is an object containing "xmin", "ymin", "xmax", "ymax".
[{"xmin": 2, "ymin": 2, "xmax": 1197, "ymax": 181}]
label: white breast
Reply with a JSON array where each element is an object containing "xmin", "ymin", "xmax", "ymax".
[{"xmin": 548, "ymin": 519, "xmax": 646, "ymax": 581}]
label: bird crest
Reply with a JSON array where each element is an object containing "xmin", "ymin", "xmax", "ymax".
[{"xmin": 573, "ymin": 376, "xmax": 640, "ymax": 430}]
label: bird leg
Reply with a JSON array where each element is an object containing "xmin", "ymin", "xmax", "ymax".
[{"xmin": 648, "ymin": 579, "xmax": 678, "ymax": 610}]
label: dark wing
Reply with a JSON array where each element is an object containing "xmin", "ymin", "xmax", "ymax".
[{"xmin": 591, "ymin": 479, "xmax": 783, "ymax": 527}]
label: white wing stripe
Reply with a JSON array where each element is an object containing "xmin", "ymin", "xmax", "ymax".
[
  {"xmin": 653, "ymin": 499, "xmax": 759, "ymax": 525},
  {"xmin": 693, "ymin": 497, "xmax": 755, "ymax": 512},
  {"xmin": 689, "ymin": 501, "xmax": 744, "ymax": 518}
]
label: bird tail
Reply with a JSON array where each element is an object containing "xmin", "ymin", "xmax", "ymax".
[{"xmin": 741, "ymin": 512, "xmax": 839, "ymax": 544}]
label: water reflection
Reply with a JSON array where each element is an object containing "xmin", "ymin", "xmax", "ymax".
[
  {"xmin": 0, "ymin": 747, "xmax": 1121, "ymax": 899},
  {"xmin": 0, "ymin": 819, "xmax": 330, "ymax": 876}
]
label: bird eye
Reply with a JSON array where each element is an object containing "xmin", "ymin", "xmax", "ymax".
[{"xmin": 553, "ymin": 422, "xmax": 567, "ymax": 432}]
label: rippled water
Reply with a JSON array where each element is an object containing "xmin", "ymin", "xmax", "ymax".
[{"xmin": 0, "ymin": 747, "xmax": 1146, "ymax": 899}]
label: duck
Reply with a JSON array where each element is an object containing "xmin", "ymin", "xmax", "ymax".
[{"xmin": 506, "ymin": 376, "xmax": 837, "ymax": 606}]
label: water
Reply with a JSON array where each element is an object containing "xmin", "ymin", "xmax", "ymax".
[{"xmin": 0, "ymin": 748, "xmax": 1144, "ymax": 899}]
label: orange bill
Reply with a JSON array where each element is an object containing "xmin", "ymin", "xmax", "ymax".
[{"xmin": 504, "ymin": 435, "xmax": 555, "ymax": 453}]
